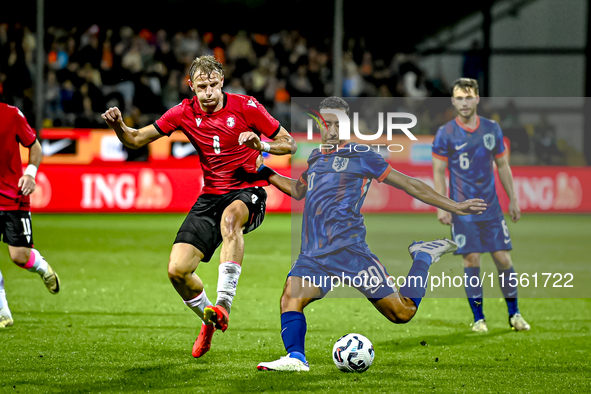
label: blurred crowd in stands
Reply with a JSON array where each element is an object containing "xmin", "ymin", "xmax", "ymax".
[{"xmin": 0, "ymin": 22, "xmax": 573, "ymax": 165}]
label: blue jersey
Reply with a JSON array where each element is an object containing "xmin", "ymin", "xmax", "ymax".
[
  {"xmin": 432, "ymin": 116, "xmax": 506, "ymax": 222},
  {"xmin": 299, "ymin": 143, "xmax": 391, "ymax": 257}
]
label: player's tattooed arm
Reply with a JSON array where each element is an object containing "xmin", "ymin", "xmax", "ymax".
[
  {"xmin": 383, "ymin": 166, "xmax": 486, "ymax": 215},
  {"xmin": 101, "ymin": 107, "xmax": 162, "ymax": 148},
  {"xmin": 239, "ymin": 127, "xmax": 297, "ymax": 155},
  {"xmin": 270, "ymin": 128, "xmax": 297, "ymax": 155}
]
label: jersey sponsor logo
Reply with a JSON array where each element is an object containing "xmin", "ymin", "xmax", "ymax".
[
  {"xmin": 227, "ymin": 116, "xmax": 235, "ymax": 127},
  {"xmin": 42, "ymin": 139, "xmax": 75, "ymax": 156},
  {"xmin": 454, "ymin": 234, "xmax": 466, "ymax": 248},
  {"xmin": 332, "ymin": 157, "xmax": 349, "ymax": 172},
  {"xmin": 504, "ymin": 238, "xmax": 511, "ymax": 244},
  {"xmin": 483, "ymin": 133, "xmax": 495, "ymax": 150},
  {"xmin": 100, "ymin": 136, "xmax": 127, "ymax": 161},
  {"xmin": 196, "ymin": 118, "xmax": 202, "ymax": 127},
  {"xmin": 247, "ymin": 99, "xmax": 257, "ymax": 108},
  {"xmin": 81, "ymin": 169, "xmax": 173, "ymax": 209},
  {"xmin": 171, "ymin": 142, "xmax": 197, "ymax": 158},
  {"xmin": 455, "ymin": 142, "xmax": 468, "ymax": 150}
]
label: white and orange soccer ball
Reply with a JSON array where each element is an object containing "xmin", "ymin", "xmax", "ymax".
[{"xmin": 332, "ymin": 333, "xmax": 375, "ymax": 373}]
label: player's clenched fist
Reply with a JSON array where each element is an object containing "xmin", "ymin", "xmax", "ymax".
[
  {"xmin": 18, "ymin": 175, "xmax": 36, "ymax": 196},
  {"xmin": 101, "ymin": 107, "xmax": 123, "ymax": 126},
  {"xmin": 238, "ymin": 131, "xmax": 263, "ymax": 151}
]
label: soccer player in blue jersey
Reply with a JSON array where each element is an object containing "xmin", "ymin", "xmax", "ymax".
[
  {"xmin": 432, "ymin": 78, "xmax": 530, "ymax": 333},
  {"xmin": 254, "ymin": 97, "xmax": 486, "ymax": 371}
]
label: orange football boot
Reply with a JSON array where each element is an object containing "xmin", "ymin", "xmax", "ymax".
[{"xmin": 192, "ymin": 323, "xmax": 216, "ymax": 358}]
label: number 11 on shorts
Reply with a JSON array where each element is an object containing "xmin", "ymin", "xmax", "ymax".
[{"xmin": 21, "ymin": 218, "xmax": 31, "ymax": 236}]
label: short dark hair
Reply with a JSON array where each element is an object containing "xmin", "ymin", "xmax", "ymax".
[
  {"xmin": 452, "ymin": 78, "xmax": 479, "ymax": 96},
  {"xmin": 319, "ymin": 96, "xmax": 349, "ymax": 116},
  {"xmin": 189, "ymin": 55, "xmax": 224, "ymax": 82}
]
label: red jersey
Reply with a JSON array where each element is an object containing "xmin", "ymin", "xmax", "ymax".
[
  {"xmin": 0, "ymin": 103, "xmax": 37, "ymax": 211},
  {"xmin": 154, "ymin": 93, "xmax": 281, "ymax": 195}
]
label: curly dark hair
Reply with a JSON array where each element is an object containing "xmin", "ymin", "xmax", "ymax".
[{"xmin": 319, "ymin": 96, "xmax": 349, "ymax": 116}]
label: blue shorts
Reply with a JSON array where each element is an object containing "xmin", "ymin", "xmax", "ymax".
[
  {"xmin": 288, "ymin": 242, "xmax": 396, "ymax": 301},
  {"xmin": 451, "ymin": 217, "xmax": 513, "ymax": 255}
]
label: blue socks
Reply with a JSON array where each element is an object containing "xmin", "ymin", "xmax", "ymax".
[
  {"xmin": 399, "ymin": 251, "xmax": 432, "ymax": 309},
  {"xmin": 463, "ymin": 266, "xmax": 520, "ymax": 321},
  {"xmin": 281, "ymin": 311, "xmax": 307, "ymax": 363},
  {"xmin": 464, "ymin": 267, "xmax": 485, "ymax": 322},
  {"xmin": 498, "ymin": 267, "xmax": 520, "ymax": 316}
]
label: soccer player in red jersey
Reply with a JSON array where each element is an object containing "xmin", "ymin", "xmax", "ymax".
[
  {"xmin": 102, "ymin": 55, "xmax": 295, "ymax": 357},
  {"xmin": 0, "ymin": 103, "xmax": 61, "ymax": 328}
]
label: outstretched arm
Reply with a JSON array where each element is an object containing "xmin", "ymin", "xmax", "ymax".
[
  {"xmin": 257, "ymin": 164, "xmax": 307, "ymax": 200},
  {"xmin": 433, "ymin": 157, "xmax": 452, "ymax": 224},
  {"xmin": 238, "ymin": 127, "xmax": 297, "ymax": 155},
  {"xmin": 101, "ymin": 107, "xmax": 163, "ymax": 149},
  {"xmin": 269, "ymin": 172, "xmax": 307, "ymax": 201},
  {"xmin": 495, "ymin": 154, "xmax": 521, "ymax": 222},
  {"xmin": 382, "ymin": 167, "xmax": 486, "ymax": 216}
]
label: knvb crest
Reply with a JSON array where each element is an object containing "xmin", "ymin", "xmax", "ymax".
[
  {"xmin": 454, "ymin": 234, "xmax": 466, "ymax": 248},
  {"xmin": 483, "ymin": 133, "xmax": 495, "ymax": 151},
  {"xmin": 332, "ymin": 157, "xmax": 349, "ymax": 172}
]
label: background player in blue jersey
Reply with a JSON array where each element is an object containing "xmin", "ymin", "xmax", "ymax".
[
  {"xmin": 254, "ymin": 97, "xmax": 486, "ymax": 371},
  {"xmin": 432, "ymin": 78, "xmax": 530, "ymax": 333}
]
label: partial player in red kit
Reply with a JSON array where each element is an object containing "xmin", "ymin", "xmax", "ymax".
[
  {"xmin": 102, "ymin": 55, "xmax": 295, "ymax": 357},
  {"xmin": 0, "ymin": 103, "xmax": 61, "ymax": 328}
]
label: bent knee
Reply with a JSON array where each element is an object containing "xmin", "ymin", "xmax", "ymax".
[
  {"xmin": 463, "ymin": 253, "xmax": 481, "ymax": 267},
  {"xmin": 221, "ymin": 217, "xmax": 244, "ymax": 237},
  {"xmin": 280, "ymin": 292, "xmax": 295, "ymax": 313},
  {"xmin": 280, "ymin": 292, "xmax": 307, "ymax": 313},
  {"xmin": 9, "ymin": 249, "xmax": 31, "ymax": 266},
  {"xmin": 492, "ymin": 252, "xmax": 512, "ymax": 270},
  {"xmin": 385, "ymin": 305, "xmax": 416, "ymax": 324},
  {"xmin": 397, "ymin": 308, "xmax": 417, "ymax": 324},
  {"xmin": 495, "ymin": 261, "xmax": 512, "ymax": 270},
  {"xmin": 167, "ymin": 260, "xmax": 192, "ymax": 283},
  {"xmin": 221, "ymin": 204, "xmax": 249, "ymax": 234}
]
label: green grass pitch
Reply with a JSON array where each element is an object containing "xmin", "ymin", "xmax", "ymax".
[{"xmin": 0, "ymin": 213, "xmax": 590, "ymax": 393}]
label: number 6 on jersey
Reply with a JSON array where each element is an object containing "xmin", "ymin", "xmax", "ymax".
[
  {"xmin": 213, "ymin": 135, "xmax": 221, "ymax": 154},
  {"xmin": 459, "ymin": 152, "xmax": 469, "ymax": 169}
]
